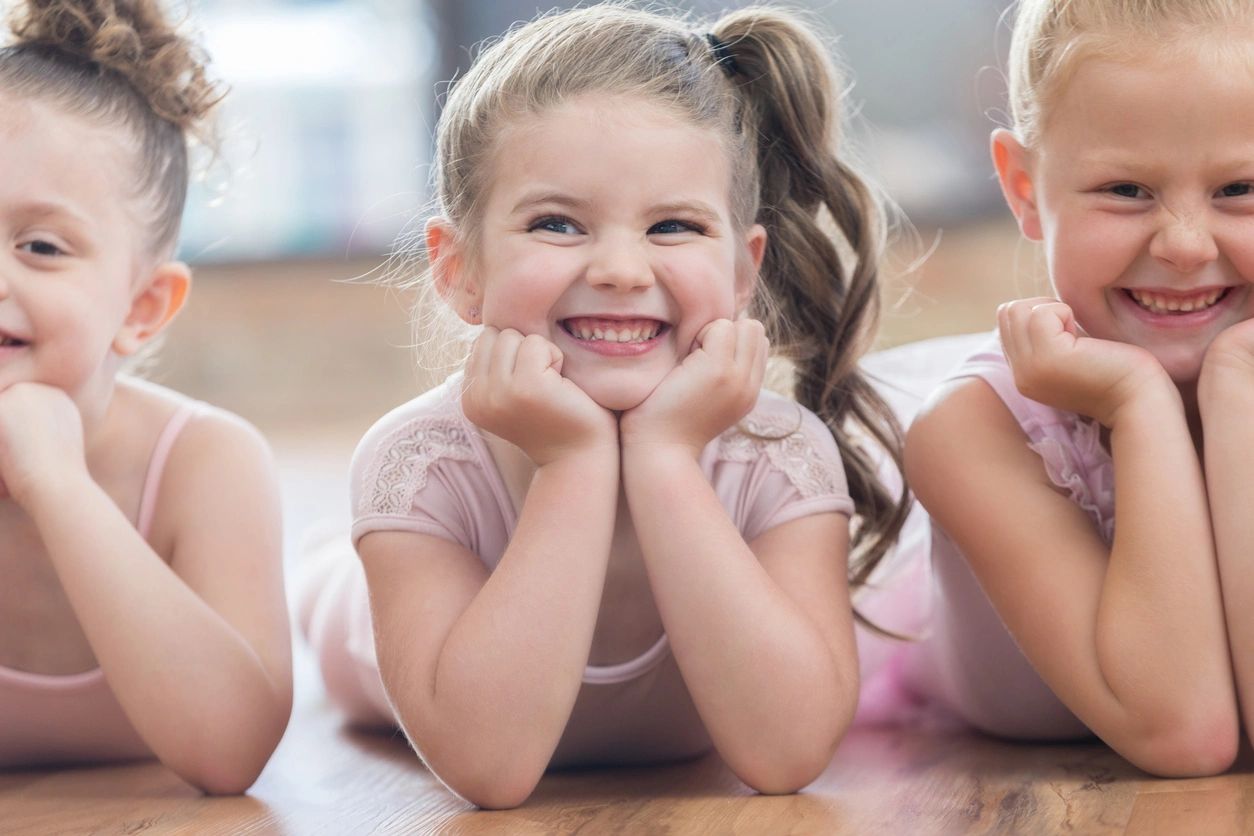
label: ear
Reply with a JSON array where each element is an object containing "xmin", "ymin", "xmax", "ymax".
[
  {"xmin": 112, "ymin": 261, "xmax": 191, "ymax": 356},
  {"xmin": 991, "ymin": 129, "xmax": 1042, "ymax": 241},
  {"xmin": 426, "ymin": 217, "xmax": 481, "ymax": 324},
  {"xmin": 735, "ymin": 223, "xmax": 768, "ymax": 313}
]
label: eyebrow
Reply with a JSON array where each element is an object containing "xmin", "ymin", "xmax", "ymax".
[
  {"xmin": 649, "ymin": 200, "xmax": 723, "ymax": 224},
  {"xmin": 510, "ymin": 192, "xmax": 591, "ymax": 215},
  {"xmin": 14, "ymin": 199, "xmax": 93, "ymax": 230},
  {"xmin": 510, "ymin": 192, "xmax": 724, "ymax": 224}
]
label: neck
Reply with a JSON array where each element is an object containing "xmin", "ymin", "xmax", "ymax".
[{"xmin": 79, "ymin": 374, "xmax": 123, "ymax": 476}]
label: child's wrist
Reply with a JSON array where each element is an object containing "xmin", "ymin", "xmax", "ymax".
[
  {"xmin": 534, "ymin": 440, "xmax": 620, "ymax": 471},
  {"xmin": 1106, "ymin": 382, "xmax": 1184, "ymax": 433},
  {"xmin": 1198, "ymin": 365, "xmax": 1254, "ymax": 422},
  {"xmin": 18, "ymin": 467, "xmax": 98, "ymax": 522},
  {"xmin": 620, "ymin": 437, "xmax": 704, "ymax": 466}
]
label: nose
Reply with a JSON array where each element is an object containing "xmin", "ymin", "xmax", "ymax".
[
  {"xmin": 1149, "ymin": 208, "xmax": 1219, "ymax": 274},
  {"xmin": 584, "ymin": 233, "xmax": 654, "ymax": 292}
]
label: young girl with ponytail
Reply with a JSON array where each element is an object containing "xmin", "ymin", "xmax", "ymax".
[{"xmin": 300, "ymin": 3, "xmax": 905, "ymax": 808}]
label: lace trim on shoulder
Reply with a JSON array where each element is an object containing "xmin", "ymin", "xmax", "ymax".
[
  {"xmin": 716, "ymin": 411, "xmax": 840, "ymax": 500},
  {"xmin": 362, "ymin": 416, "xmax": 480, "ymax": 516},
  {"xmin": 1027, "ymin": 415, "xmax": 1115, "ymax": 543}
]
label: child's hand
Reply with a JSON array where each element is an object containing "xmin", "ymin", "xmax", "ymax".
[
  {"xmin": 0, "ymin": 382, "xmax": 88, "ymax": 508},
  {"xmin": 998, "ymin": 297, "xmax": 1172, "ymax": 428},
  {"xmin": 462, "ymin": 327, "xmax": 617, "ymax": 466},
  {"xmin": 620, "ymin": 318, "xmax": 768, "ymax": 458},
  {"xmin": 1201, "ymin": 318, "xmax": 1254, "ymax": 385}
]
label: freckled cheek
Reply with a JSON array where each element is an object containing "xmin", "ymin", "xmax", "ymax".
[{"xmin": 1216, "ymin": 232, "xmax": 1254, "ymax": 288}]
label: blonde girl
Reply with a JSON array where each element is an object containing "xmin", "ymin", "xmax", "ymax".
[
  {"xmin": 301, "ymin": 3, "xmax": 906, "ymax": 809},
  {"xmin": 0, "ymin": 0, "xmax": 291, "ymax": 793},
  {"xmin": 904, "ymin": 0, "xmax": 1254, "ymax": 776}
]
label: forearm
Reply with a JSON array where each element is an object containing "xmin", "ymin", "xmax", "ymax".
[
  {"xmin": 623, "ymin": 447, "xmax": 852, "ymax": 791},
  {"xmin": 390, "ymin": 449, "xmax": 618, "ymax": 800},
  {"xmin": 1201, "ymin": 377, "xmax": 1254, "ymax": 728},
  {"xmin": 1094, "ymin": 393, "xmax": 1233, "ymax": 737},
  {"xmin": 30, "ymin": 478, "xmax": 289, "ymax": 794}
]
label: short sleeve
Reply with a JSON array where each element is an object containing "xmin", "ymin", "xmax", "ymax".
[
  {"xmin": 349, "ymin": 404, "xmax": 482, "ymax": 551},
  {"xmin": 710, "ymin": 395, "xmax": 854, "ymax": 544}
]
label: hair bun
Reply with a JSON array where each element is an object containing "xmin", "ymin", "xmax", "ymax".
[{"xmin": 7, "ymin": 0, "xmax": 222, "ymax": 131}]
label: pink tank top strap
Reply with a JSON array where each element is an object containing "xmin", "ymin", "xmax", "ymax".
[{"xmin": 137, "ymin": 402, "xmax": 203, "ymax": 540}]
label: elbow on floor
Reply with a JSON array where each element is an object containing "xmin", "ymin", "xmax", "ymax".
[
  {"xmin": 175, "ymin": 716, "xmax": 290, "ymax": 796},
  {"xmin": 1124, "ymin": 715, "xmax": 1239, "ymax": 779},
  {"xmin": 447, "ymin": 771, "xmax": 543, "ymax": 811},
  {"xmin": 731, "ymin": 740, "xmax": 838, "ymax": 797},
  {"xmin": 428, "ymin": 754, "xmax": 547, "ymax": 810},
  {"xmin": 182, "ymin": 756, "xmax": 268, "ymax": 796}
]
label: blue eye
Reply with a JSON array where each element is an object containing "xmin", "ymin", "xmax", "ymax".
[
  {"xmin": 18, "ymin": 239, "xmax": 65, "ymax": 257},
  {"xmin": 530, "ymin": 216, "xmax": 580, "ymax": 234},
  {"xmin": 1219, "ymin": 182, "xmax": 1252, "ymax": 198},
  {"xmin": 649, "ymin": 219, "xmax": 701, "ymax": 235},
  {"xmin": 1108, "ymin": 183, "xmax": 1145, "ymax": 199}
]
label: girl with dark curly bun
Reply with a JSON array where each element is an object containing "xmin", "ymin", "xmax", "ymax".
[{"xmin": 0, "ymin": 0, "xmax": 290, "ymax": 794}]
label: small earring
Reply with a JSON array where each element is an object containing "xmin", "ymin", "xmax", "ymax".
[{"xmin": 468, "ymin": 305, "xmax": 481, "ymax": 322}]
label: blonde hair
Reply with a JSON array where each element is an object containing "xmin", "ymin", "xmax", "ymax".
[
  {"xmin": 426, "ymin": 3, "xmax": 909, "ymax": 603},
  {"xmin": 0, "ymin": 0, "xmax": 223, "ymax": 256},
  {"xmin": 1007, "ymin": 0, "xmax": 1250, "ymax": 147}
]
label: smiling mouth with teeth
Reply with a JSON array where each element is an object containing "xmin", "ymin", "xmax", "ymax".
[
  {"xmin": 560, "ymin": 317, "xmax": 668, "ymax": 343},
  {"xmin": 1125, "ymin": 288, "xmax": 1230, "ymax": 315}
]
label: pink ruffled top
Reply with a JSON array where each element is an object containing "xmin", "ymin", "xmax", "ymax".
[
  {"xmin": 955, "ymin": 335, "xmax": 1115, "ymax": 542},
  {"xmin": 0, "ymin": 403, "xmax": 200, "ymax": 767}
]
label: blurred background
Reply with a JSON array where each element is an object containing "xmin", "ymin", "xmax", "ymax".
[{"xmin": 152, "ymin": 0, "xmax": 1049, "ymax": 541}]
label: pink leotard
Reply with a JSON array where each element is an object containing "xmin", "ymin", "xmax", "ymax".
[
  {"xmin": 858, "ymin": 334, "xmax": 1109, "ymax": 738},
  {"xmin": 0, "ymin": 402, "xmax": 200, "ymax": 767},
  {"xmin": 301, "ymin": 374, "xmax": 855, "ymax": 768}
]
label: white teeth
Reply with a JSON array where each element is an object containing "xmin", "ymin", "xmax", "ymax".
[
  {"xmin": 1128, "ymin": 289, "xmax": 1224, "ymax": 314},
  {"xmin": 565, "ymin": 320, "xmax": 662, "ymax": 343}
]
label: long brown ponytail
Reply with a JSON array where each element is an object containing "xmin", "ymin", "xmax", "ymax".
[{"xmin": 710, "ymin": 9, "xmax": 910, "ymax": 610}]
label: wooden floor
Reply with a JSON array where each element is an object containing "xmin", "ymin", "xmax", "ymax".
[{"xmin": 4, "ymin": 640, "xmax": 1254, "ymax": 836}]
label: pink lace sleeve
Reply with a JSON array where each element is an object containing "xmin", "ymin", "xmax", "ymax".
[
  {"xmin": 712, "ymin": 397, "xmax": 855, "ymax": 542},
  {"xmin": 350, "ymin": 411, "xmax": 483, "ymax": 548}
]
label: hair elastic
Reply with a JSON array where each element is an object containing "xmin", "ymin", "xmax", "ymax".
[{"xmin": 704, "ymin": 33, "xmax": 739, "ymax": 77}]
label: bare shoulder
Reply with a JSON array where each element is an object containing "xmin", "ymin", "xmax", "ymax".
[
  {"xmin": 117, "ymin": 376, "xmax": 272, "ymax": 465},
  {"xmin": 905, "ymin": 376, "xmax": 1044, "ymax": 505},
  {"xmin": 115, "ymin": 378, "xmax": 278, "ymax": 547}
]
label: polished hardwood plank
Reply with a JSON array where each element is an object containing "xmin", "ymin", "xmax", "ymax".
[{"xmin": 4, "ymin": 648, "xmax": 1253, "ymax": 836}]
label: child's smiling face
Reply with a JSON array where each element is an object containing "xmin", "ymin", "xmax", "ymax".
[
  {"xmin": 0, "ymin": 93, "xmax": 147, "ymax": 403},
  {"xmin": 448, "ymin": 93, "xmax": 765, "ymax": 412},
  {"xmin": 1000, "ymin": 39, "xmax": 1254, "ymax": 385}
]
